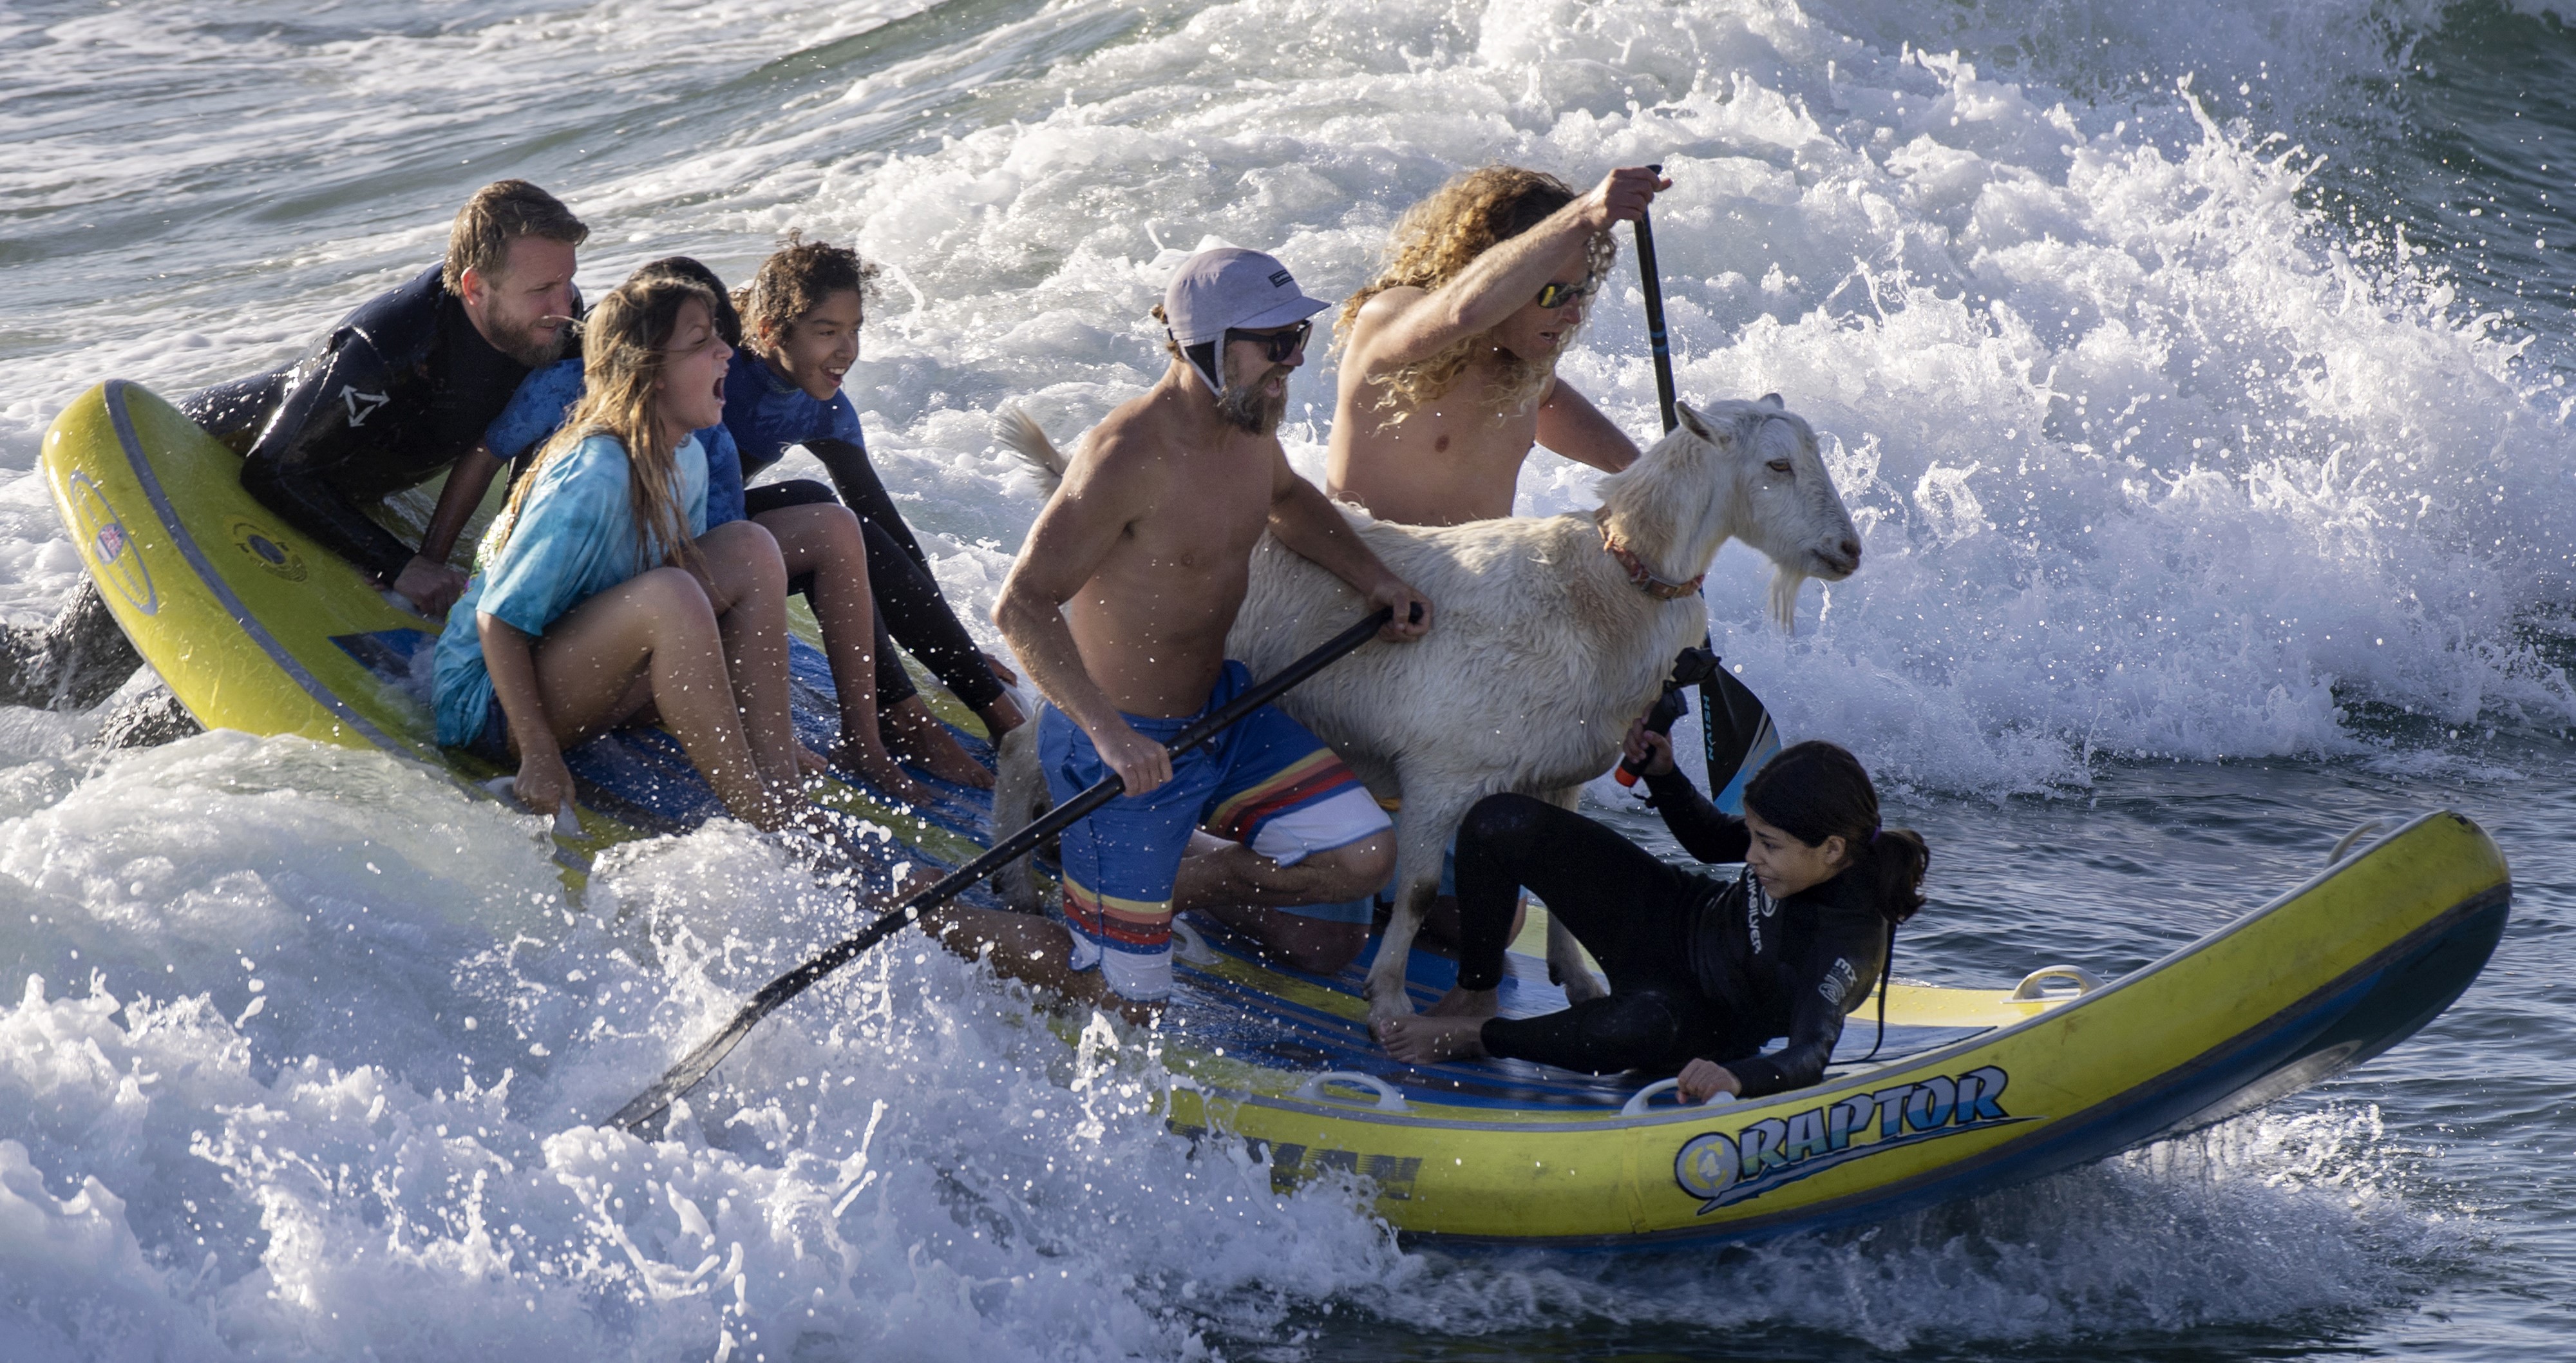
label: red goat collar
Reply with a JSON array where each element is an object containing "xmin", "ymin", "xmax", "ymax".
[{"xmin": 1594, "ymin": 507, "xmax": 1704, "ymax": 600}]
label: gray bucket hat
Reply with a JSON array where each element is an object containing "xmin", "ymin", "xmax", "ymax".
[{"xmin": 1163, "ymin": 247, "xmax": 1329, "ymax": 347}]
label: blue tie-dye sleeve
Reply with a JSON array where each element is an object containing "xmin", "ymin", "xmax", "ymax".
[
  {"xmin": 483, "ymin": 359, "xmax": 585, "ymax": 464},
  {"xmin": 701, "ymin": 423, "xmax": 744, "ymax": 528},
  {"xmin": 472, "ymin": 443, "xmax": 631, "ymax": 640}
]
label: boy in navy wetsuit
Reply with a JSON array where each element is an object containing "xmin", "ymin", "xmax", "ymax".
[{"xmin": 722, "ymin": 234, "xmax": 1023, "ymax": 789}]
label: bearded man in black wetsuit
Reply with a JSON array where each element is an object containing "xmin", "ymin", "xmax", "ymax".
[{"xmin": 1, "ymin": 179, "xmax": 587, "ymax": 722}]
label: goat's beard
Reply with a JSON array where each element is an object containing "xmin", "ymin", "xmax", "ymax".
[{"xmin": 1217, "ymin": 357, "xmax": 1292, "ymax": 435}]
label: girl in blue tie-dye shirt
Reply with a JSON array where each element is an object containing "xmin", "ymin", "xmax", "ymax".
[{"xmin": 434, "ymin": 267, "xmax": 803, "ymax": 829}]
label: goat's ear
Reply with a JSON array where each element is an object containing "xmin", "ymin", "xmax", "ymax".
[
  {"xmin": 1675, "ymin": 399, "xmax": 1722, "ymax": 444},
  {"xmin": 1758, "ymin": 392, "xmax": 1785, "ymax": 410}
]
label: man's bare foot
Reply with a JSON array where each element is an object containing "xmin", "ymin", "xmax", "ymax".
[
  {"xmin": 797, "ymin": 744, "xmax": 830, "ymax": 776},
  {"xmin": 1380, "ymin": 1013, "xmax": 1488, "ymax": 1064},
  {"xmin": 1423, "ymin": 985, "xmax": 1499, "ymax": 1020},
  {"xmin": 882, "ymin": 699, "xmax": 996, "ymax": 788},
  {"xmin": 830, "ymin": 735, "xmax": 942, "ymax": 810}
]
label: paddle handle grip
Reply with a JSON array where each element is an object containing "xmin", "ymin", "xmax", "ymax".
[
  {"xmin": 1636, "ymin": 163, "xmax": 1677, "ymax": 435},
  {"xmin": 1613, "ymin": 671, "xmax": 1692, "ymax": 787}
]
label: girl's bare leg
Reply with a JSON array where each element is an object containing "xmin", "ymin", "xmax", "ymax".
[
  {"xmin": 753, "ymin": 504, "xmax": 938, "ymax": 806},
  {"xmin": 694, "ymin": 520, "xmax": 801, "ymax": 792},
  {"xmin": 530, "ymin": 566, "xmax": 788, "ymax": 829}
]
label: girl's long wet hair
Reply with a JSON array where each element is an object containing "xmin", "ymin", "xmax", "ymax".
[
  {"xmin": 1741, "ymin": 740, "xmax": 1929, "ymax": 926},
  {"xmin": 489, "ymin": 268, "xmax": 715, "ymax": 576}
]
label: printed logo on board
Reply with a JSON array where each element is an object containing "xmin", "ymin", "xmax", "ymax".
[
  {"xmin": 1673, "ymin": 1065, "xmax": 2032, "ymax": 1213},
  {"xmin": 230, "ymin": 520, "xmax": 308, "ymax": 582},
  {"xmin": 1166, "ymin": 1122, "xmax": 1422, "ymax": 1200},
  {"xmin": 67, "ymin": 472, "xmax": 157, "ymax": 616}
]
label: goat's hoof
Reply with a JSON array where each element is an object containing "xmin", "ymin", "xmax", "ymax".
[{"xmin": 1556, "ymin": 967, "xmax": 1609, "ymax": 1003}]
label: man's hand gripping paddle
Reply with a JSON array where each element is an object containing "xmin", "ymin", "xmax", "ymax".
[
  {"xmin": 603, "ymin": 604, "xmax": 1414, "ymax": 1134},
  {"xmin": 1628, "ymin": 165, "xmax": 1781, "ymax": 812}
]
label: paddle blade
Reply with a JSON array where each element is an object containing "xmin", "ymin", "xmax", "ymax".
[
  {"xmin": 1700, "ymin": 667, "xmax": 1779, "ymax": 816},
  {"xmin": 605, "ymin": 999, "xmax": 767, "ymax": 1132}
]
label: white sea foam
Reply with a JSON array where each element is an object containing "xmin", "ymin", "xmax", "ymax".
[
  {"xmin": 0, "ymin": 734, "xmax": 2465, "ymax": 1359},
  {"xmin": 0, "ymin": 733, "xmax": 1406, "ymax": 1360},
  {"xmin": 0, "ymin": 0, "xmax": 2541, "ymax": 1354}
]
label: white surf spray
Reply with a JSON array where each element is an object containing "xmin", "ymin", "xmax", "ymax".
[{"xmin": 0, "ymin": 0, "xmax": 2548, "ymax": 1355}]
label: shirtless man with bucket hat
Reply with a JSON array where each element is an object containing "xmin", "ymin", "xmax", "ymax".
[{"xmin": 945, "ymin": 247, "xmax": 1434, "ymax": 1013}]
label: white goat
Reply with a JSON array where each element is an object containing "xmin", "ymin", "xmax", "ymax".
[{"xmin": 992, "ymin": 396, "xmax": 1861, "ymax": 1024}]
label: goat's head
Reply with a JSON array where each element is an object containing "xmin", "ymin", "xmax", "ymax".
[{"xmin": 1598, "ymin": 394, "xmax": 1861, "ymax": 631}]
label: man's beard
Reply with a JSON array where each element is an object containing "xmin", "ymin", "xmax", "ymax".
[
  {"xmin": 486, "ymin": 310, "xmax": 571, "ymax": 368},
  {"xmin": 1217, "ymin": 359, "xmax": 1291, "ymax": 435}
]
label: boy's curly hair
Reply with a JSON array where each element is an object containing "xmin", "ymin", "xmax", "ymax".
[
  {"xmin": 735, "ymin": 231, "xmax": 882, "ymax": 345},
  {"xmin": 1336, "ymin": 166, "xmax": 1618, "ymax": 423}
]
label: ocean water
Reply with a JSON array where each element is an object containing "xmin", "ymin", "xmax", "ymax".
[{"xmin": 3, "ymin": 0, "xmax": 2573, "ymax": 1358}]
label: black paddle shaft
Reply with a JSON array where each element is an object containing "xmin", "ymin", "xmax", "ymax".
[
  {"xmin": 1635, "ymin": 162, "xmax": 1678, "ymax": 435},
  {"xmin": 605, "ymin": 604, "xmax": 1407, "ymax": 1132}
]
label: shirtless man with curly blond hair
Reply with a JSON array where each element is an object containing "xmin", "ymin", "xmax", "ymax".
[{"xmin": 1327, "ymin": 165, "xmax": 1669, "ymax": 527}]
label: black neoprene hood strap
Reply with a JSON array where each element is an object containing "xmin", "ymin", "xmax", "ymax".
[{"xmin": 1181, "ymin": 338, "xmax": 1224, "ymax": 394}]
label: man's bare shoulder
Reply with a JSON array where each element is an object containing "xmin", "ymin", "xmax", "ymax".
[
  {"xmin": 1345, "ymin": 287, "xmax": 1433, "ymax": 365},
  {"xmin": 1355, "ymin": 285, "xmax": 1431, "ymax": 321},
  {"xmin": 1063, "ymin": 390, "xmax": 1176, "ymax": 490}
]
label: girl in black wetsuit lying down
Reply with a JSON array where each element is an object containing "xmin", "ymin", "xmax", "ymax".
[{"xmin": 1379, "ymin": 734, "xmax": 1929, "ymax": 1104}]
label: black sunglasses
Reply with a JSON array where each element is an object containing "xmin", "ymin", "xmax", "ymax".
[
  {"xmin": 1227, "ymin": 319, "xmax": 1312, "ymax": 362},
  {"xmin": 1535, "ymin": 276, "xmax": 1598, "ymax": 309}
]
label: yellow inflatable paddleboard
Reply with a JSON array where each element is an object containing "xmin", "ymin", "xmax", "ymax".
[
  {"xmin": 45, "ymin": 379, "xmax": 2512, "ymax": 1246},
  {"xmin": 1153, "ymin": 810, "xmax": 2506, "ymax": 1243}
]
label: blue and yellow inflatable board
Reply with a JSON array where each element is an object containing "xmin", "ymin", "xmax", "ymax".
[{"xmin": 44, "ymin": 381, "xmax": 2512, "ymax": 1245}]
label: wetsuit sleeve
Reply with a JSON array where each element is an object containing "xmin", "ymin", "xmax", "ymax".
[
  {"xmin": 702, "ymin": 424, "xmax": 746, "ymax": 528},
  {"xmin": 683, "ymin": 434, "xmax": 709, "ymax": 537},
  {"xmin": 238, "ymin": 336, "xmax": 421, "ymax": 584},
  {"xmin": 1641, "ymin": 767, "xmax": 1751, "ymax": 863},
  {"xmin": 484, "ymin": 360, "xmax": 585, "ymax": 464},
  {"xmin": 1721, "ymin": 905, "xmax": 1888, "ymax": 1098},
  {"xmin": 807, "ymin": 415, "xmax": 931, "ymax": 575}
]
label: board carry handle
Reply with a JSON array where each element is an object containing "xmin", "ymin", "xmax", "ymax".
[
  {"xmin": 1620, "ymin": 1075, "xmax": 1737, "ymax": 1116},
  {"xmin": 1293, "ymin": 1070, "xmax": 1410, "ymax": 1112},
  {"xmin": 2009, "ymin": 965, "xmax": 2105, "ymax": 1000}
]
